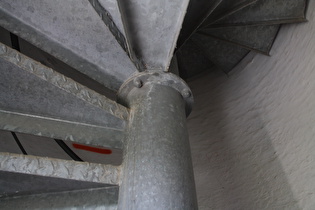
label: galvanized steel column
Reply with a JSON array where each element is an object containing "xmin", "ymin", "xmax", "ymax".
[{"xmin": 117, "ymin": 72, "xmax": 197, "ymax": 210}]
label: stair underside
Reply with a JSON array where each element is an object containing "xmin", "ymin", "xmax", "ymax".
[
  {"xmin": 0, "ymin": 0, "xmax": 309, "ymax": 205},
  {"xmin": 177, "ymin": 0, "xmax": 308, "ymax": 78},
  {"xmin": 0, "ymin": 0, "xmax": 309, "ymax": 80}
]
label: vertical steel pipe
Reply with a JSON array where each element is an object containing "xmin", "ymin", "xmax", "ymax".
[{"xmin": 118, "ymin": 72, "xmax": 197, "ymax": 209}]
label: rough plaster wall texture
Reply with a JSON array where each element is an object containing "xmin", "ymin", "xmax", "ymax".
[{"xmin": 187, "ymin": 1, "xmax": 315, "ymax": 210}]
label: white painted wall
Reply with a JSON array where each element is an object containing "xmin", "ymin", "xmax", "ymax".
[{"xmin": 188, "ymin": 1, "xmax": 315, "ymax": 209}]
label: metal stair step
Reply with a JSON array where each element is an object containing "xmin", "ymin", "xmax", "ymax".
[
  {"xmin": 13, "ymin": 132, "xmax": 73, "ymax": 160},
  {"xmin": 16, "ymin": 35, "xmax": 116, "ymax": 99},
  {"xmin": 191, "ymin": 33, "xmax": 250, "ymax": 73},
  {"xmin": 0, "ymin": 26, "xmax": 117, "ymax": 99},
  {"xmin": 1, "ymin": 131, "xmax": 122, "ymax": 165},
  {"xmin": 198, "ymin": 24, "xmax": 280, "ymax": 54},
  {"xmin": 0, "ymin": 130, "xmax": 23, "ymax": 154},
  {"xmin": 0, "ymin": 0, "xmax": 137, "ymax": 91},
  {"xmin": 0, "ymin": 152, "xmax": 121, "ymax": 186},
  {"xmin": 176, "ymin": 38, "xmax": 215, "ymax": 79},
  {"xmin": 177, "ymin": 0, "xmax": 222, "ymax": 49},
  {"xmin": 0, "ymin": 152, "xmax": 120, "ymax": 209},
  {"xmin": 0, "ymin": 43, "xmax": 128, "ymax": 150},
  {"xmin": 0, "ymin": 171, "xmax": 114, "ymax": 198},
  {"xmin": 0, "ymin": 186, "xmax": 118, "ymax": 210},
  {"xmin": 200, "ymin": 0, "xmax": 258, "ymax": 28},
  {"xmin": 210, "ymin": 0, "xmax": 308, "ymax": 27}
]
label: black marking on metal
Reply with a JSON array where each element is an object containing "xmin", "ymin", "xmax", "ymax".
[
  {"xmin": 88, "ymin": 0, "xmax": 128, "ymax": 55},
  {"xmin": 10, "ymin": 33, "xmax": 20, "ymax": 51},
  {"xmin": 55, "ymin": 139, "xmax": 83, "ymax": 162},
  {"xmin": 88, "ymin": 0, "xmax": 145, "ymax": 70},
  {"xmin": 11, "ymin": 132, "xmax": 27, "ymax": 155}
]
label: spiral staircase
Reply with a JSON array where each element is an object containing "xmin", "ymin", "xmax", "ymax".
[{"xmin": 0, "ymin": 0, "xmax": 308, "ymax": 209}]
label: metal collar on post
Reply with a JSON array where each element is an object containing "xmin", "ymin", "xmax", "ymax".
[{"xmin": 117, "ymin": 71, "xmax": 194, "ymax": 117}]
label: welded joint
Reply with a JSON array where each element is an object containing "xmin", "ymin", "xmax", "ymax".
[{"xmin": 117, "ymin": 71, "xmax": 194, "ymax": 116}]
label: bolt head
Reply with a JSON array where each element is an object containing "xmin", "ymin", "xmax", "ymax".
[
  {"xmin": 133, "ymin": 78, "xmax": 143, "ymax": 88},
  {"xmin": 182, "ymin": 89, "xmax": 191, "ymax": 98}
]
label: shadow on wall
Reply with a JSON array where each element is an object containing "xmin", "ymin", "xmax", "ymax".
[{"xmin": 187, "ymin": 70, "xmax": 300, "ymax": 210}]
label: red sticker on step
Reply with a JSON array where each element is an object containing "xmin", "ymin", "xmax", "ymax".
[{"xmin": 72, "ymin": 143, "xmax": 112, "ymax": 154}]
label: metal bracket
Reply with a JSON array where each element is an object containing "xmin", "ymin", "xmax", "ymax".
[{"xmin": 117, "ymin": 71, "xmax": 194, "ymax": 116}]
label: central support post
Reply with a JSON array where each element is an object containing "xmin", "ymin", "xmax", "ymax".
[{"xmin": 117, "ymin": 71, "xmax": 197, "ymax": 209}]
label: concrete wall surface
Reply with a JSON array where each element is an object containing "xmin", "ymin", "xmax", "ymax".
[{"xmin": 187, "ymin": 1, "xmax": 315, "ymax": 209}]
